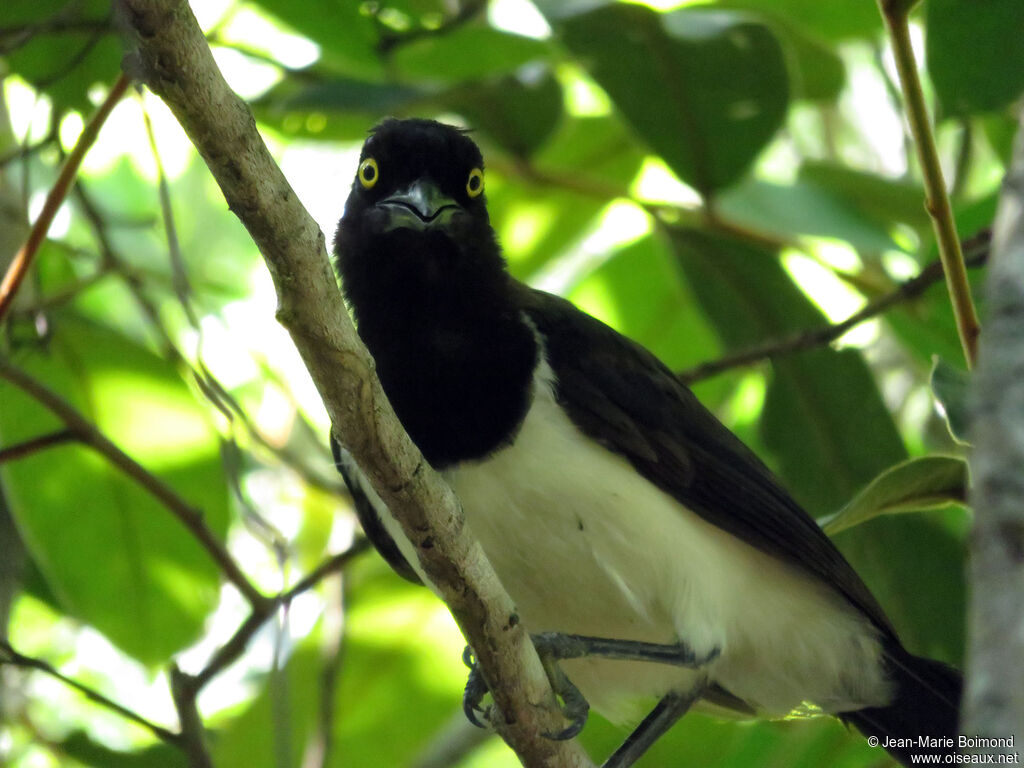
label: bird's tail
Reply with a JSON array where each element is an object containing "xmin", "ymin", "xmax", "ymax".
[{"xmin": 840, "ymin": 645, "xmax": 962, "ymax": 767}]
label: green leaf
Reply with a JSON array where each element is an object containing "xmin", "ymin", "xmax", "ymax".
[
  {"xmin": 926, "ymin": 0, "xmax": 1024, "ymax": 117},
  {"xmin": 779, "ymin": 21, "xmax": 846, "ymax": 101},
  {"xmin": 391, "ymin": 24, "xmax": 552, "ymax": 81},
  {"xmin": 546, "ymin": 4, "xmax": 789, "ymax": 194},
  {"xmin": 0, "ymin": 314, "xmax": 229, "ymax": 664},
  {"xmin": 716, "ymin": 177, "xmax": 904, "ymax": 254},
  {"xmin": 54, "ymin": 731, "xmax": 185, "ymax": 768},
  {"xmin": 714, "ymin": 0, "xmax": 883, "ymax": 42},
  {"xmin": 1, "ymin": 0, "xmax": 121, "ymax": 113},
  {"xmin": 442, "ymin": 67, "xmax": 563, "ymax": 157},
  {"xmin": 797, "ymin": 162, "xmax": 933, "ymax": 235},
  {"xmin": 930, "ymin": 357, "xmax": 971, "ymax": 444},
  {"xmin": 821, "ymin": 455, "xmax": 968, "ymax": 535},
  {"xmin": 245, "ymin": 0, "xmax": 384, "ymax": 78}
]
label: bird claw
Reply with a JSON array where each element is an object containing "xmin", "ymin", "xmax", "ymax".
[
  {"xmin": 462, "ymin": 657, "xmax": 491, "ymax": 729},
  {"xmin": 460, "ymin": 643, "xmax": 591, "ymax": 739}
]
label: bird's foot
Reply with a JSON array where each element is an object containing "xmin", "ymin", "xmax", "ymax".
[
  {"xmin": 461, "ymin": 632, "xmax": 718, "ymax": 740},
  {"xmin": 461, "ymin": 644, "xmax": 589, "ymax": 739}
]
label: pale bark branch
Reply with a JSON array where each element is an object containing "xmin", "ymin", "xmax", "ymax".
[
  {"xmin": 964, "ymin": 107, "xmax": 1024, "ymax": 748},
  {"xmin": 114, "ymin": 1, "xmax": 593, "ymax": 765}
]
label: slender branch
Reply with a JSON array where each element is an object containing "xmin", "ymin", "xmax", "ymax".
[
  {"xmin": 0, "ymin": 73, "xmax": 129, "ymax": 322},
  {"xmin": 0, "ymin": 357, "xmax": 267, "ymax": 608},
  {"xmin": 189, "ymin": 538, "xmax": 369, "ymax": 693},
  {"xmin": 169, "ymin": 665, "xmax": 213, "ymax": 768},
  {"xmin": 877, "ymin": 0, "xmax": 980, "ymax": 367},
  {"xmin": 0, "ymin": 428, "xmax": 78, "ymax": 463},
  {"xmin": 140, "ymin": 94, "xmax": 198, "ymax": 327},
  {"xmin": 0, "ymin": 640, "xmax": 182, "ymax": 746},
  {"xmin": 679, "ymin": 231, "xmax": 990, "ymax": 383},
  {"xmin": 116, "ymin": 2, "xmax": 594, "ymax": 764}
]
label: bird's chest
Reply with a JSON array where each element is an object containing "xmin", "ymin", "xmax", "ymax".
[{"xmin": 364, "ymin": 316, "xmax": 538, "ymax": 469}]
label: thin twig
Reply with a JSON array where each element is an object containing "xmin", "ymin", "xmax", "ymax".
[
  {"xmin": 0, "ymin": 640, "xmax": 183, "ymax": 746},
  {"xmin": 679, "ymin": 231, "xmax": 990, "ymax": 384},
  {"xmin": 190, "ymin": 538, "xmax": 369, "ymax": 692},
  {"xmin": 0, "ymin": 428, "xmax": 78, "ymax": 463},
  {"xmin": 140, "ymin": 94, "xmax": 198, "ymax": 327},
  {"xmin": 0, "ymin": 73, "xmax": 129, "ymax": 321},
  {"xmin": 0, "ymin": 357, "xmax": 267, "ymax": 608},
  {"xmin": 877, "ymin": 0, "xmax": 981, "ymax": 367},
  {"xmin": 169, "ymin": 665, "xmax": 213, "ymax": 768}
]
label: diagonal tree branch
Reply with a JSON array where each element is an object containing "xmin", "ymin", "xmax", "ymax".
[
  {"xmin": 0, "ymin": 640, "xmax": 183, "ymax": 747},
  {"xmin": 679, "ymin": 231, "xmax": 990, "ymax": 384},
  {"xmin": 114, "ymin": 2, "xmax": 594, "ymax": 765}
]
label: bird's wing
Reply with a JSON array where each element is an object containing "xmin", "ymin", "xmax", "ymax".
[
  {"xmin": 330, "ymin": 434, "xmax": 422, "ymax": 585},
  {"xmin": 516, "ymin": 283, "xmax": 895, "ymax": 637}
]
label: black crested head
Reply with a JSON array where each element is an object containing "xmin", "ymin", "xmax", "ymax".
[
  {"xmin": 332, "ymin": 118, "xmax": 537, "ymax": 468},
  {"xmin": 333, "ymin": 118, "xmax": 506, "ymax": 330}
]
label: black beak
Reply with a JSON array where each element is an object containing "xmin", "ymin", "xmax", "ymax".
[{"xmin": 377, "ymin": 179, "xmax": 461, "ymax": 233}]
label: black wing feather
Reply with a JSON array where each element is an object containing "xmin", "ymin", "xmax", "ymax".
[
  {"xmin": 516, "ymin": 283, "xmax": 896, "ymax": 638},
  {"xmin": 331, "ymin": 434, "xmax": 422, "ymax": 585}
]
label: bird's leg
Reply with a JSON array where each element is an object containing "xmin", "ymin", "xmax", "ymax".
[
  {"xmin": 532, "ymin": 632, "xmax": 720, "ymax": 668},
  {"xmin": 462, "ymin": 633, "xmax": 718, "ymax": 740},
  {"xmin": 601, "ymin": 681, "xmax": 707, "ymax": 768}
]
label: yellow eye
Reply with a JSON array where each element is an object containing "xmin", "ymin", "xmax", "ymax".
[
  {"xmin": 466, "ymin": 167, "xmax": 484, "ymax": 198},
  {"xmin": 358, "ymin": 157, "xmax": 379, "ymax": 189}
]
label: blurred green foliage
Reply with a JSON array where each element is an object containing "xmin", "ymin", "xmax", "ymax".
[{"xmin": 1, "ymin": 0, "xmax": 1019, "ymax": 766}]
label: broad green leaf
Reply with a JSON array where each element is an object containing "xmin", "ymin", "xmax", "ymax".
[
  {"xmin": 822, "ymin": 455, "xmax": 968, "ymax": 536},
  {"xmin": 930, "ymin": 357, "xmax": 970, "ymax": 444},
  {"xmin": 779, "ymin": 21, "xmax": 846, "ymax": 102},
  {"xmin": 0, "ymin": 314, "xmax": 229, "ymax": 665},
  {"xmin": 493, "ymin": 116, "xmax": 645, "ymax": 279},
  {"xmin": 2, "ymin": 1, "xmax": 121, "ymax": 113},
  {"xmin": 926, "ymin": 0, "xmax": 1024, "ymax": 117},
  {"xmin": 569, "ymin": 235, "xmax": 721, "ymax": 371},
  {"xmin": 545, "ymin": 4, "xmax": 789, "ymax": 195},
  {"xmin": 442, "ymin": 68, "xmax": 563, "ymax": 157},
  {"xmin": 53, "ymin": 731, "xmax": 185, "ymax": 768},
  {"xmin": 716, "ymin": 177, "xmax": 904, "ymax": 254},
  {"xmin": 391, "ymin": 25, "xmax": 552, "ymax": 82},
  {"xmin": 245, "ymin": 0, "xmax": 384, "ymax": 78},
  {"xmin": 797, "ymin": 162, "xmax": 933, "ymax": 235},
  {"xmin": 714, "ymin": 0, "xmax": 882, "ymax": 41}
]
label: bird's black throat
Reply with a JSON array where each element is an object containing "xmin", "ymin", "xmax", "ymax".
[{"xmin": 334, "ymin": 215, "xmax": 538, "ymax": 470}]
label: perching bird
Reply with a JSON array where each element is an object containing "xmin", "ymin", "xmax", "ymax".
[{"xmin": 330, "ymin": 118, "xmax": 961, "ymax": 767}]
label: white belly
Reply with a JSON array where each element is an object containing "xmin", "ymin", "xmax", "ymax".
[{"xmin": 370, "ymin": 363, "xmax": 890, "ymax": 723}]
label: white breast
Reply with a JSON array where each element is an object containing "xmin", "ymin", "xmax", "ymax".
[{"xmin": 362, "ymin": 359, "xmax": 891, "ymax": 723}]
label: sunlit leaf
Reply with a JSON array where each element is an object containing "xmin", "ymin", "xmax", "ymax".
[
  {"xmin": 542, "ymin": 4, "xmax": 789, "ymax": 194},
  {"xmin": 391, "ymin": 24, "xmax": 552, "ymax": 81},
  {"xmin": 0, "ymin": 314, "xmax": 229, "ymax": 664},
  {"xmin": 821, "ymin": 455, "xmax": 968, "ymax": 535}
]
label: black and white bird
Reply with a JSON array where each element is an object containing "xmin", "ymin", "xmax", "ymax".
[{"xmin": 331, "ymin": 118, "xmax": 961, "ymax": 767}]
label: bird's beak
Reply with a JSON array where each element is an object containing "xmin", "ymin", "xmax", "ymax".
[{"xmin": 376, "ymin": 179, "xmax": 462, "ymax": 233}]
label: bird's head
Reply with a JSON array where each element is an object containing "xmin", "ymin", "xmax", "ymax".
[{"xmin": 333, "ymin": 118, "xmax": 506, "ymax": 318}]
